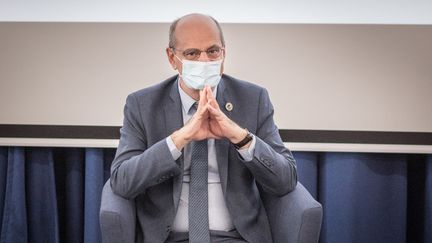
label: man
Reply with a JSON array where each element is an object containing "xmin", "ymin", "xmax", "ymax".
[{"xmin": 110, "ymin": 13, "xmax": 297, "ymax": 243}]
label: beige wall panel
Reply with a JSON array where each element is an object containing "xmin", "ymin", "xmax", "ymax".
[{"xmin": 0, "ymin": 23, "xmax": 431, "ymax": 132}]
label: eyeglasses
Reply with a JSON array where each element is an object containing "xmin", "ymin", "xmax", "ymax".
[{"xmin": 172, "ymin": 46, "xmax": 224, "ymax": 61}]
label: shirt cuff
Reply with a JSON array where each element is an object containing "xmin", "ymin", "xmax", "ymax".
[
  {"xmin": 237, "ymin": 134, "xmax": 256, "ymax": 162},
  {"xmin": 166, "ymin": 136, "xmax": 182, "ymax": 160}
]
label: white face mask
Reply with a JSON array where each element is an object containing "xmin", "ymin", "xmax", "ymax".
[{"xmin": 176, "ymin": 56, "xmax": 223, "ymax": 90}]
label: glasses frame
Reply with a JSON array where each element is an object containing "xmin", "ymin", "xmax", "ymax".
[{"xmin": 171, "ymin": 46, "xmax": 225, "ymax": 61}]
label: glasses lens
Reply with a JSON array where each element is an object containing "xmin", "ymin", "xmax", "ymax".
[
  {"xmin": 182, "ymin": 49, "xmax": 201, "ymax": 60},
  {"xmin": 180, "ymin": 46, "xmax": 223, "ymax": 60},
  {"xmin": 206, "ymin": 47, "xmax": 222, "ymax": 59}
]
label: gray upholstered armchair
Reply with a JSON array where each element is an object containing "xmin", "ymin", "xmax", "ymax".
[{"xmin": 100, "ymin": 180, "xmax": 322, "ymax": 243}]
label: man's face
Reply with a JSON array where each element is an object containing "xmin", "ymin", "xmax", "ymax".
[{"xmin": 166, "ymin": 16, "xmax": 225, "ymax": 76}]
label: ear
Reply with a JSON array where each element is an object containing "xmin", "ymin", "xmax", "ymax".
[{"xmin": 166, "ymin": 47, "xmax": 177, "ymax": 70}]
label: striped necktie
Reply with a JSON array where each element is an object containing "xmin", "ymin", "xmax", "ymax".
[{"xmin": 188, "ymin": 102, "xmax": 210, "ymax": 243}]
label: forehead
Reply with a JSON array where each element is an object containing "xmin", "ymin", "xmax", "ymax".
[{"xmin": 174, "ymin": 16, "xmax": 222, "ymax": 49}]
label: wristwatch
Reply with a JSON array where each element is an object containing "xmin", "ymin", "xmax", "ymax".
[{"xmin": 233, "ymin": 129, "xmax": 253, "ymax": 149}]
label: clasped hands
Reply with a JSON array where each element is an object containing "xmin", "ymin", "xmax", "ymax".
[{"xmin": 171, "ymin": 86, "xmax": 248, "ymax": 150}]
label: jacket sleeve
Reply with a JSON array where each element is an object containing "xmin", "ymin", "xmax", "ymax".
[
  {"xmin": 110, "ymin": 94, "xmax": 182, "ymax": 199},
  {"xmin": 241, "ymin": 88, "xmax": 297, "ymax": 196}
]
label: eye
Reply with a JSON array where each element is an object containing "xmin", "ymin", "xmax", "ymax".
[
  {"xmin": 183, "ymin": 49, "xmax": 200, "ymax": 59},
  {"xmin": 206, "ymin": 47, "xmax": 222, "ymax": 57}
]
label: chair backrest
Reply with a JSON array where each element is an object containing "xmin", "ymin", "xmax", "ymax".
[
  {"xmin": 261, "ymin": 183, "xmax": 323, "ymax": 243},
  {"xmin": 100, "ymin": 180, "xmax": 322, "ymax": 243},
  {"xmin": 100, "ymin": 180, "xmax": 136, "ymax": 243}
]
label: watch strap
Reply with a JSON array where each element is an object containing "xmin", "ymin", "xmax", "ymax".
[{"xmin": 234, "ymin": 129, "xmax": 253, "ymax": 149}]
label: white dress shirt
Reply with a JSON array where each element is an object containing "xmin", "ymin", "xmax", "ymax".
[{"xmin": 165, "ymin": 81, "xmax": 256, "ymax": 232}]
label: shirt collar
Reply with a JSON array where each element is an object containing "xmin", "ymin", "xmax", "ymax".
[{"xmin": 177, "ymin": 78, "xmax": 218, "ymax": 115}]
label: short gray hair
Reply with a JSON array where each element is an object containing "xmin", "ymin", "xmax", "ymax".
[{"xmin": 168, "ymin": 15, "xmax": 225, "ymax": 49}]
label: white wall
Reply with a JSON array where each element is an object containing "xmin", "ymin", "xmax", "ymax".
[{"xmin": 1, "ymin": 0, "xmax": 432, "ymax": 24}]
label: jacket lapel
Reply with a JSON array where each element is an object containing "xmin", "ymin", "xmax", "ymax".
[
  {"xmin": 164, "ymin": 78, "xmax": 185, "ymax": 210},
  {"xmin": 215, "ymin": 77, "xmax": 232, "ymax": 195}
]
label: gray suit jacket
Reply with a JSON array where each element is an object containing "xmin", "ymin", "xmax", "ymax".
[{"xmin": 110, "ymin": 74, "xmax": 298, "ymax": 243}]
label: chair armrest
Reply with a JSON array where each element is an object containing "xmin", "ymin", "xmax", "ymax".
[
  {"xmin": 261, "ymin": 183, "xmax": 323, "ymax": 243},
  {"xmin": 100, "ymin": 180, "xmax": 136, "ymax": 243}
]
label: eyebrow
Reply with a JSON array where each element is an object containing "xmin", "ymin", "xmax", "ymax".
[
  {"xmin": 205, "ymin": 44, "xmax": 221, "ymax": 50},
  {"xmin": 184, "ymin": 44, "xmax": 221, "ymax": 51}
]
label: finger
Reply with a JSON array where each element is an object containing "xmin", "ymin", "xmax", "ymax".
[
  {"xmin": 207, "ymin": 88, "xmax": 220, "ymax": 109},
  {"xmin": 207, "ymin": 103, "xmax": 222, "ymax": 119},
  {"xmin": 207, "ymin": 98, "xmax": 220, "ymax": 113},
  {"xmin": 209, "ymin": 104, "xmax": 228, "ymax": 124},
  {"xmin": 206, "ymin": 87, "xmax": 213, "ymax": 102},
  {"xmin": 198, "ymin": 89, "xmax": 212, "ymax": 117},
  {"xmin": 196, "ymin": 105, "xmax": 209, "ymax": 120},
  {"xmin": 199, "ymin": 89, "xmax": 205, "ymax": 104},
  {"xmin": 197, "ymin": 89, "xmax": 207, "ymax": 112},
  {"xmin": 207, "ymin": 86, "xmax": 215, "ymax": 100},
  {"xmin": 206, "ymin": 85, "xmax": 212, "ymax": 95}
]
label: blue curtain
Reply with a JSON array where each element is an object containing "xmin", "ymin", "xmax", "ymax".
[
  {"xmin": 0, "ymin": 147, "xmax": 431, "ymax": 243},
  {"xmin": 294, "ymin": 152, "xmax": 432, "ymax": 243},
  {"xmin": 0, "ymin": 147, "xmax": 114, "ymax": 243}
]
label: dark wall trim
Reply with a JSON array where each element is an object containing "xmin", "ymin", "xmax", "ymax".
[
  {"xmin": 0, "ymin": 125, "xmax": 120, "ymax": 140},
  {"xmin": 280, "ymin": 130, "xmax": 432, "ymax": 145},
  {"xmin": 0, "ymin": 124, "xmax": 431, "ymax": 145}
]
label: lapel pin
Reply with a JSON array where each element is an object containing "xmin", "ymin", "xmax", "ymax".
[{"xmin": 225, "ymin": 102, "xmax": 233, "ymax": 111}]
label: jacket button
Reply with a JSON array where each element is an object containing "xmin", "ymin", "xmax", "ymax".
[{"xmin": 262, "ymin": 159, "xmax": 272, "ymax": 167}]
